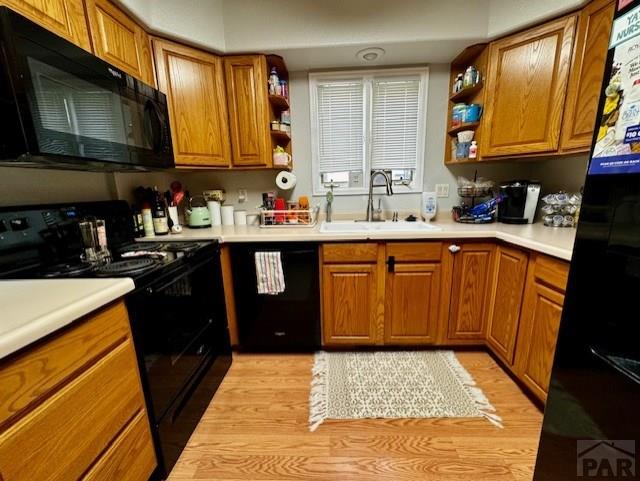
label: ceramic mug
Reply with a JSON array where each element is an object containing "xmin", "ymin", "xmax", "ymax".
[{"xmin": 273, "ymin": 151, "xmax": 292, "ymax": 167}]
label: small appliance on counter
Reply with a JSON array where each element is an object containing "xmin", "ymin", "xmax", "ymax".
[
  {"xmin": 185, "ymin": 195, "xmax": 211, "ymax": 228},
  {"xmin": 497, "ymin": 180, "xmax": 541, "ymax": 224}
]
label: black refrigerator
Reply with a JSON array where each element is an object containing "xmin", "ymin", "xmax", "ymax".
[{"xmin": 533, "ymin": 1, "xmax": 640, "ymax": 480}]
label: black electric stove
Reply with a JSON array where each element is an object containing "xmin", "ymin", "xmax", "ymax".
[{"xmin": 0, "ymin": 201, "xmax": 231, "ymax": 480}]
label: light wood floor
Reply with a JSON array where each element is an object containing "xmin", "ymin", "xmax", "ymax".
[{"xmin": 169, "ymin": 351, "xmax": 543, "ymax": 481}]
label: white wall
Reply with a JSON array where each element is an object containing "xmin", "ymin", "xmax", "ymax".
[
  {"xmin": 487, "ymin": 0, "xmax": 587, "ymax": 38},
  {"xmin": 117, "ymin": 0, "xmax": 226, "ymax": 52}
]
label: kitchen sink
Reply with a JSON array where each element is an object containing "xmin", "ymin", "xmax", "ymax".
[{"xmin": 319, "ymin": 220, "xmax": 442, "ymax": 233}]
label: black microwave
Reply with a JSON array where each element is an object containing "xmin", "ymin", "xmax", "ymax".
[{"xmin": 0, "ymin": 7, "xmax": 173, "ymax": 171}]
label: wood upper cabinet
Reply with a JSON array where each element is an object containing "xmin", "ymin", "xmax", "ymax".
[
  {"xmin": 486, "ymin": 245, "xmax": 529, "ymax": 365},
  {"xmin": 84, "ymin": 0, "xmax": 155, "ymax": 86},
  {"xmin": 560, "ymin": 0, "xmax": 615, "ymax": 152},
  {"xmin": 322, "ymin": 263, "xmax": 380, "ymax": 345},
  {"xmin": 514, "ymin": 254, "xmax": 569, "ymax": 402},
  {"xmin": 224, "ymin": 55, "xmax": 272, "ymax": 167},
  {"xmin": 481, "ymin": 15, "xmax": 576, "ymax": 157},
  {"xmin": 0, "ymin": 0, "xmax": 91, "ymax": 51},
  {"xmin": 447, "ymin": 243, "xmax": 494, "ymax": 341},
  {"xmin": 153, "ymin": 38, "xmax": 231, "ymax": 167}
]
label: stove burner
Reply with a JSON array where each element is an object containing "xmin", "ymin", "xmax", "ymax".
[
  {"xmin": 41, "ymin": 262, "xmax": 95, "ymax": 278},
  {"xmin": 95, "ymin": 258, "xmax": 156, "ymax": 276},
  {"xmin": 161, "ymin": 242, "xmax": 201, "ymax": 252}
]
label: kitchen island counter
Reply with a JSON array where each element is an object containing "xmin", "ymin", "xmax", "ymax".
[{"xmin": 0, "ymin": 278, "xmax": 134, "ymax": 359}]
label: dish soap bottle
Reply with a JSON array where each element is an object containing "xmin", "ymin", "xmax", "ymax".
[{"xmin": 421, "ymin": 192, "xmax": 437, "ymax": 221}]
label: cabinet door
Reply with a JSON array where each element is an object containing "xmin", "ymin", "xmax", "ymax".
[
  {"xmin": 447, "ymin": 243, "xmax": 494, "ymax": 341},
  {"xmin": 560, "ymin": 0, "xmax": 615, "ymax": 152},
  {"xmin": 224, "ymin": 55, "xmax": 271, "ymax": 167},
  {"xmin": 85, "ymin": 0, "xmax": 155, "ymax": 86},
  {"xmin": 322, "ymin": 264, "xmax": 379, "ymax": 345},
  {"xmin": 1, "ymin": 0, "xmax": 91, "ymax": 51},
  {"xmin": 153, "ymin": 38, "xmax": 231, "ymax": 167},
  {"xmin": 384, "ymin": 263, "xmax": 441, "ymax": 345},
  {"xmin": 481, "ymin": 15, "xmax": 576, "ymax": 156},
  {"xmin": 486, "ymin": 245, "xmax": 529, "ymax": 365},
  {"xmin": 515, "ymin": 280, "xmax": 565, "ymax": 402}
]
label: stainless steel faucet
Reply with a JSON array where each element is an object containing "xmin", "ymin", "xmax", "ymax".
[{"xmin": 365, "ymin": 170, "xmax": 393, "ymax": 222}]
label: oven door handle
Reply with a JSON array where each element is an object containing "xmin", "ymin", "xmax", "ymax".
[{"xmin": 144, "ymin": 257, "xmax": 212, "ymax": 295}]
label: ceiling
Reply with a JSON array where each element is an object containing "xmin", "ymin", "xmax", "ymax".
[{"xmin": 117, "ymin": 0, "xmax": 588, "ymax": 70}]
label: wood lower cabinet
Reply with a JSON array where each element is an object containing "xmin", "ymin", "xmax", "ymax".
[
  {"xmin": 0, "ymin": 0, "xmax": 91, "ymax": 51},
  {"xmin": 481, "ymin": 15, "xmax": 576, "ymax": 157},
  {"xmin": 0, "ymin": 301, "xmax": 155, "ymax": 481},
  {"xmin": 486, "ymin": 245, "xmax": 529, "ymax": 365},
  {"xmin": 514, "ymin": 254, "xmax": 569, "ymax": 402},
  {"xmin": 560, "ymin": 0, "xmax": 615, "ymax": 152},
  {"xmin": 224, "ymin": 55, "xmax": 271, "ymax": 167},
  {"xmin": 85, "ymin": 0, "xmax": 155, "ymax": 86},
  {"xmin": 447, "ymin": 243, "xmax": 494, "ymax": 342},
  {"xmin": 153, "ymin": 38, "xmax": 231, "ymax": 167},
  {"xmin": 385, "ymin": 262, "xmax": 441, "ymax": 344},
  {"xmin": 322, "ymin": 263, "xmax": 380, "ymax": 345}
]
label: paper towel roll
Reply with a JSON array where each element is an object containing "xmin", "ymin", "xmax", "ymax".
[
  {"xmin": 276, "ymin": 171, "xmax": 297, "ymax": 190},
  {"xmin": 221, "ymin": 205, "xmax": 235, "ymax": 225},
  {"xmin": 207, "ymin": 201, "xmax": 222, "ymax": 226}
]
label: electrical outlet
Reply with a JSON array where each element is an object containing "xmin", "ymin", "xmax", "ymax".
[
  {"xmin": 238, "ymin": 189, "xmax": 247, "ymax": 203},
  {"xmin": 435, "ymin": 184, "xmax": 449, "ymax": 198}
]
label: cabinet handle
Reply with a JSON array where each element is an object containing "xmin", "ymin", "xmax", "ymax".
[
  {"xmin": 387, "ymin": 255, "xmax": 395, "ymax": 273},
  {"xmin": 448, "ymin": 244, "xmax": 461, "ymax": 253}
]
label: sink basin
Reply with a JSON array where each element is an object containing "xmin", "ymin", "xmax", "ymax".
[{"xmin": 319, "ymin": 220, "xmax": 442, "ymax": 233}]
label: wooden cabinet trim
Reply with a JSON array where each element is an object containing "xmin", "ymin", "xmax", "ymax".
[
  {"xmin": 322, "ymin": 263, "xmax": 380, "ymax": 345},
  {"xmin": 0, "ymin": 301, "xmax": 130, "ymax": 429},
  {"xmin": 533, "ymin": 253, "xmax": 570, "ymax": 292},
  {"xmin": 486, "ymin": 245, "xmax": 529, "ymax": 364},
  {"xmin": 1, "ymin": 0, "xmax": 92, "ymax": 51},
  {"xmin": 481, "ymin": 14, "xmax": 577, "ymax": 156},
  {"xmin": 385, "ymin": 242, "xmax": 443, "ymax": 262},
  {"xmin": 85, "ymin": 0, "xmax": 155, "ymax": 86},
  {"xmin": 560, "ymin": 0, "xmax": 615, "ymax": 152},
  {"xmin": 81, "ymin": 410, "xmax": 156, "ymax": 481},
  {"xmin": 447, "ymin": 243, "xmax": 494, "ymax": 341},
  {"xmin": 0, "ymin": 339, "xmax": 145, "ymax": 481},
  {"xmin": 322, "ymin": 243, "xmax": 379, "ymax": 263},
  {"xmin": 153, "ymin": 37, "xmax": 231, "ymax": 167},
  {"xmin": 384, "ymin": 262, "xmax": 441, "ymax": 344}
]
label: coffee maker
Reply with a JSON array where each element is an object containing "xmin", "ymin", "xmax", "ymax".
[{"xmin": 497, "ymin": 180, "xmax": 541, "ymax": 224}]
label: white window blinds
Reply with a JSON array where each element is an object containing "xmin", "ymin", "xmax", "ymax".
[
  {"xmin": 371, "ymin": 77, "xmax": 421, "ymax": 171},
  {"xmin": 316, "ymin": 80, "xmax": 364, "ymax": 174}
]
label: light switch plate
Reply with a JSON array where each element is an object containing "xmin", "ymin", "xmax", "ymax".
[{"xmin": 435, "ymin": 184, "xmax": 449, "ymax": 198}]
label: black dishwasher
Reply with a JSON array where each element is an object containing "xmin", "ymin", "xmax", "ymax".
[{"xmin": 231, "ymin": 243, "xmax": 320, "ymax": 351}]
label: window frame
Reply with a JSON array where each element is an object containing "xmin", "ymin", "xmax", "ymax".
[{"xmin": 309, "ymin": 67, "xmax": 428, "ymax": 196}]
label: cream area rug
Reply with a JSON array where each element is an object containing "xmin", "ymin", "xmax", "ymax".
[{"xmin": 309, "ymin": 351, "xmax": 502, "ymax": 431}]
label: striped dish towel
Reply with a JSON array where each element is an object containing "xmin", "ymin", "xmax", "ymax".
[{"xmin": 254, "ymin": 251, "xmax": 285, "ymax": 295}]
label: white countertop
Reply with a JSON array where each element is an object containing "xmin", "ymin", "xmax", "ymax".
[
  {"xmin": 142, "ymin": 219, "xmax": 576, "ymax": 261},
  {"xmin": 0, "ymin": 278, "xmax": 134, "ymax": 360}
]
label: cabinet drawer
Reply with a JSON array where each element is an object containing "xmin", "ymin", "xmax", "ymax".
[
  {"xmin": 322, "ymin": 243, "xmax": 378, "ymax": 263},
  {"xmin": 386, "ymin": 242, "xmax": 443, "ymax": 262},
  {"xmin": 82, "ymin": 410, "xmax": 156, "ymax": 481},
  {"xmin": 0, "ymin": 301, "xmax": 130, "ymax": 428},
  {"xmin": 533, "ymin": 254, "xmax": 570, "ymax": 293},
  {"xmin": 0, "ymin": 339, "xmax": 145, "ymax": 481}
]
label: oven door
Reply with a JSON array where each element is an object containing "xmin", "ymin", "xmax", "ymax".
[
  {"xmin": 1, "ymin": 9, "xmax": 173, "ymax": 169},
  {"xmin": 126, "ymin": 257, "xmax": 228, "ymax": 421}
]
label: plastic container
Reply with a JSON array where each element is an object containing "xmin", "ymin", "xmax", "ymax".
[{"xmin": 421, "ymin": 192, "xmax": 437, "ymax": 221}]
